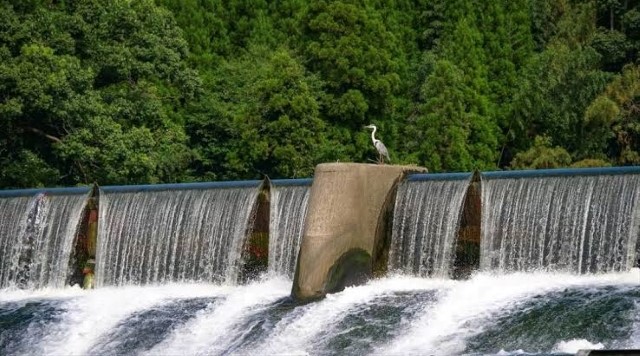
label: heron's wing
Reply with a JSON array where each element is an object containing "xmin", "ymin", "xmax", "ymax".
[{"xmin": 375, "ymin": 140, "xmax": 391, "ymax": 161}]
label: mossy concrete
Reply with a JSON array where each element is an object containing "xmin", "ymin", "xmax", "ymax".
[
  {"xmin": 71, "ymin": 189, "xmax": 98, "ymax": 289},
  {"xmin": 240, "ymin": 186, "xmax": 269, "ymax": 282},
  {"xmin": 292, "ymin": 163, "xmax": 427, "ymax": 301},
  {"xmin": 323, "ymin": 248, "xmax": 371, "ymax": 294},
  {"xmin": 453, "ymin": 172, "xmax": 481, "ymax": 279}
]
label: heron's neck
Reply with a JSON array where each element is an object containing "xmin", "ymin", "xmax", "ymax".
[{"xmin": 370, "ymin": 127, "xmax": 377, "ymax": 143}]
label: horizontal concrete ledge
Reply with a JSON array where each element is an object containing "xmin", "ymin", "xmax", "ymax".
[
  {"xmin": 0, "ymin": 186, "xmax": 92, "ymax": 198},
  {"xmin": 100, "ymin": 180, "xmax": 263, "ymax": 193},
  {"xmin": 407, "ymin": 172, "xmax": 472, "ymax": 181},
  {"xmin": 482, "ymin": 166, "xmax": 640, "ymax": 179},
  {"xmin": 270, "ymin": 178, "xmax": 313, "ymax": 187}
]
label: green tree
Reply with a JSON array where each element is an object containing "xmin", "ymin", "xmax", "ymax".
[
  {"xmin": 511, "ymin": 135, "xmax": 572, "ymax": 169},
  {"xmin": 407, "ymin": 60, "xmax": 497, "ymax": 172},
  {"xmin": 586, "ymin": 64, "xmax": 640, "ymax": 164},
  {"xmin": 509, "ymin": 3, "xmax": 611, "ymax": 163},
  {"xmin": 188, "ymin": 47, "xmax": 325, "ymax": 180},
  {"xmin": 302, "ymin": 1, "xmax": 403, "ymax": 134},
  {"xmin": 0, "ymin": 0, "xmax": 199, "ymax": 187},
  {"xmin": 406, "ymin": 7, "xmax": 501, "ymax": 171}
]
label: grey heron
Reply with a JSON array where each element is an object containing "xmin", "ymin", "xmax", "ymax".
[{"xmin": 365, "ymin": 124, "xmax": 390, "ymax": 164}]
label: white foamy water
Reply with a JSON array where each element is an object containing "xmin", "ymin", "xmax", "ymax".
[
  {"xmin": 145, "ymin": 276, "xmax": 292, "ymax": 355},
  {"xmin": 377, "ymin": 269, "xmax": 640, "ymax": 355},
  {"xmin": 553, "ymin": 339, "xmax": 604, "ymax": 353},
  {"xmin": 624, "ymin": 299, "xmax": 640, "ymax": 349},
  {"xmin": 1, "ymin": 271, "xmax": 638, "ymax": 355},
  {"xmin": 14, "ymin": 283, "xmax": 230, "ymax": 355},
  {"xmin": 248, "ymin": 276, "xmax": 454, "ymax": 355},
  {"xmin": 0, "ymin": 284, "xmax": 86, "ymax": 303}
]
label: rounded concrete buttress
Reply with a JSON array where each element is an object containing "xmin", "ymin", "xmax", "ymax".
[{"xmin": 292, "ymin": 163, "xmax": 427, "ymax": 301}]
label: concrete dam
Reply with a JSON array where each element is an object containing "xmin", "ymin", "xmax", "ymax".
[{"xmin": 0, "ymin": 163, "xmax": 639, "ymax": 355}]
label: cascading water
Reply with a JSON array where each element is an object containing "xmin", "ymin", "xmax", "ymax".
[
  {"xmin": 388, "ymin": 173, "xmax": 471, "ymax": 277},
  {"xmin": 0, "ymin": 195, "xmax": 33, "ymax": 287},
  {"xmin": 2, "ymin": 271, "xmax": 637, "ymax": 355},
  {"xmin": 0, "ymin": 189, "xmax": 90, "ymax": 289},
  {"xmin": 2, "ymin": 169, "xmax": 640, "ymax": 356},
  {"xmin": 481, "ymin": 169, "xmax": 640, "ymax": 273},
  {"xmin": 268, "ymin": 180, "xmax": 311, "ymax": 278},
  {"xmin": 377, "ymin": 271, "xmax": 640, "ymax": 355},
  {"xmin": 96, "ymin": 182, "xmax": 261, "ymax": 286}
]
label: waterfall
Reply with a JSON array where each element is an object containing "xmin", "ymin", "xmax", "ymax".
[
  {"xmin": 2, "ymin": 171, "xmax": 640, "ymax": 356},
  {"xmin": 268, "ymin": 181, "xmax": 311, "ymax": 278},
  {"xmin": 388, "ymin": 174, "xmax": 471, "ymax": 277},
  {"xmin": 0, "ymin": 196, "xmax": 33, "ymax": 287},
  {"xmin": 0, "ymin": 190, "xmax": 89, "ymax": 289},
  {"xmin": 96, "ymin": 183, "xmax": 261, "ymax": 286},
  {"xmin": 481, "ymin": 172, "xmax": 640, "ymax": 273},
  {"xmin": 2, "ymin": 272, "xmax": 638, "ymax": 355}
]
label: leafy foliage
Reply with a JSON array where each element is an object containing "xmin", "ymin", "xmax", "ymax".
[
  {"xmin": 588, "ymin": 64, "xmax": 640, "ymax": 164},
  {"xmin": 511, "ymin": 136, "xmax": 572, "ymax": 169},
  {"xmin": 0, "ymin": 0, "xmax": 198, "ymax": 187},
  {"xmin": 188, "ymin": 46, "xmax": 325, "ymax": 180},
  {"xmin": 2, "ymin": 0, "xmax": 640, "ymax": 188}
]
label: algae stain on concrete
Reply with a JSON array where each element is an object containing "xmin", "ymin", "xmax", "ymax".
[{"xmin": 324, "ymin": 248, "xmax": 372, "ymax": 294}]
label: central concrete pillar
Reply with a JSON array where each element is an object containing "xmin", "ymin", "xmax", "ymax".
[{"xmin": 292, "ymin": 163, "xmax": 427, "ymax": 301}]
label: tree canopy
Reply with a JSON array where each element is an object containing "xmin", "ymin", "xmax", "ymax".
[{"xmin": 1, "ymin": 0, "xmax": 639, "ymax": 188}]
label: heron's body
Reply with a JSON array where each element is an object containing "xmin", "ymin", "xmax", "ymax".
[{"xmin": 365, "ymin": 125, "xmax": 390, "ymax": 164}]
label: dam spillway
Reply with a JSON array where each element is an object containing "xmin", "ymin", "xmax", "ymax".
[
  {"xmin": 0, "ymin": 165, "xmax": 639, "ymax": 355},
  {"xmin": 96, "ymin": 181, "xmax": 262, "ymax": 286},
  {"xmin": 388, "ymin": 173, "xmax": 472, "ymax": 278},
  {"xmin": 0, "ymin": 187, "xmax": 90, "ymax": 289},
  {"xmin": 481, "ymin": 167, "xmax": 640, "ymax": 274},
  {"xmin": 268, "ymin": 179, "xmax": 311, "ymax": 278}
]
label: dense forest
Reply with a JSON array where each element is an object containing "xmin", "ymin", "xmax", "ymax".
[{"xmin": 0, "ymin": 0, "xmax": 639, "ymax": 188}]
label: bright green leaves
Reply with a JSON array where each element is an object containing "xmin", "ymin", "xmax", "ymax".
[
  {"xmin": 3, "ymin": 0, "xmax": 640, "ymax": 187},
  {"xmin": 405, "ymin": 2, "xmax": 503, "ymax": 172},
  {"xmin": 188, "ymin": 47, "xmax": 325, "ymax": 180},
  {"xmin": 0, "ymin": 0, "xmax": 198, "ymax": 188},
  {"xmin": 0, "ymin": 42, "xmax": 95, "ymax": 188},
  {"xmin": 58, "ymin": 117, "xmax": 191, "ymax": 184},
  {"xmin": 587, "ymin": 64, "xmax": 640, "ymax": 164},
  {"xmin": 303, "ymin": 0, "xmax": 401, "ymax": 125},
  {"xmin": 411, "ymin": 60, "xmax": 497, "ymax": 172},
  {"xmin": 301, "ymin": 0, "xmax": 408, "ymax": 165},
  {"xmin": 514, "ymin": 44, "xmax": 610, "ymax": 157},
  {"xmin": 511, "ymin": 136, "xmax": 572, "ymax": 169},
  {"xmin": 0, "ymin": 149, "xmax": 61, "ymax": 188}
]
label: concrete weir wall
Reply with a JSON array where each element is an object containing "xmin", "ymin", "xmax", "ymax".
[{"xmin": 292, "ymin": 163, "xmax": 427, "ymax": 301}]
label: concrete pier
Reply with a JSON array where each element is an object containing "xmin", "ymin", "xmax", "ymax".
[{"xmin": 292, "ymin": 163, "xmax": 427, "ymax": 301}]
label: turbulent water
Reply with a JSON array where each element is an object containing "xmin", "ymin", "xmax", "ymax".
[
  {"xmin": 389, "ymin": 178, "xmax": 470, "ymax": 277},
  {"xmin": 481, "ymin": 174, "xmax": 640, "ymax": 273},
  {"xmin": 3, "ymin": 173, "xmax": 640, "ymax": 355},
  {"xmin": 268, "ymin": 185, "xmax": 310, "ymax": 278},
  {"xmin": 0, "ymin": 193, "xmax": 88, "ymax": 289},
  {"xmin": 1, "ymin": 271, "xmax": 638, "ymax": 355},
  {"xmin": 96, "ymin": 187, "xmax": 260, "ymax": 286}
]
